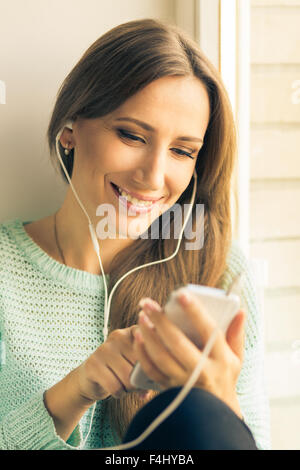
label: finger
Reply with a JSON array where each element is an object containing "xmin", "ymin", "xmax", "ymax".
[
  {"xmin": 226, "ymin": 310, "xmax": 246, "ymax": 362},
  {"xmin": 138, "ymin": 306, "xmax": 207, "ymax": 374},
  {"xmin": 130, "ymin": 325, "xmax": 140, "ymax": 341},
  {"xmin": 117, "ymin": 326, "xmax": 140, "ymax": 366},
  {"xmin": 107, "ymin": 350, "xmax": 140, "ymax": 394},
  {"xmin": 139, "ymin": 297, "xmax": 162, "ymax": 312},
  {"xmin": 175, "ymin": 290, "xmax": 229, "ymax": 359},
  {"xmin": 105, "ymin": 365, "xmax": 128, "ymax": 398},
  {"xmin": 142, "ymin": 294, "xmax": 226, "ymax": 360},
  {"xmin": 92, "ymin": 348, "xmax": 129, "ymax": 398},
  {"xmin": 133, "ymin": 327, "xmax": 171, "ymax": 388},
  {"xmin": 138, "ymin": 311, "xmax": 190, "ymax": 380}
]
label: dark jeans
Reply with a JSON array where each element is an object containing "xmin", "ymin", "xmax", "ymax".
[{"xmin": 122, "ymin": 387, "xmax": 258, "ymax": 450}]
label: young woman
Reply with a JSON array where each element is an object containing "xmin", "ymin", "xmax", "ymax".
[{"xmin": 0, "ymin": 18, "xmax": 271, "ymax": 450}]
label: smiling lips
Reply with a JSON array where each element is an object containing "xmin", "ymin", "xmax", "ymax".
[
  {"xmin": 110, "ymin": 182, "xmax": 163, "ymax": 213},
  {"xmin": 111, "ymin": 182, "xmax": 162, "ymax": 206}
]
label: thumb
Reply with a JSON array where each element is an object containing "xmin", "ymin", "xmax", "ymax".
[
  {"xmin": 130, "ymin": 325, "xmax": 140, "ymax": 340},
  {"xmin": 226, "ymin": 310, "xmax": 246, "ymax": 361}
]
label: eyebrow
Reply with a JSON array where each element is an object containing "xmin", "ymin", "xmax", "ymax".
[{"xmin": 114, "ymin": 117, "xmax": 203, "ymax": 143}]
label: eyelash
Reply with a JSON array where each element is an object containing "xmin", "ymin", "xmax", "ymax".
[{"xmin": 116, "ymin": 129, "xmax": 197, "ymax": 160}]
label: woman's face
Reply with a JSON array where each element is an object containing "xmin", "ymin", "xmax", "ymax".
[{"xmin": 61, "ymin": 75, "xmax": 210, "ymax": 239}]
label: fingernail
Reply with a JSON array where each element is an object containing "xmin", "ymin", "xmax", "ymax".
[
  {"xmin": 178, "ymin": 291, "xmax": 191, "ymax": 306},
  {"xmin": 143, "ymin": 304, "xmax": 159, "ymax": 317},
  {"xmin": 139, "ymin": 298, "xmax": 162, "ymax": 312},
  {"xmin": 139, "ymin": 311, "xmax": 155, "ymax": 329},
  {"xmin": 146, "ymin": 302, "xmax": 162, "ymax": 313},
  {"xmin": 139, "ymin": 297, "xmax": 151, "ymax": 307}
]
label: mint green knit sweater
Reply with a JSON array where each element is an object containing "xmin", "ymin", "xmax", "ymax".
[{"xmin": 0, "ymin": 218, "xmax": 271, "ymax": 450}]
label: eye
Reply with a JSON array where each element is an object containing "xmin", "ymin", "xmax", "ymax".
[
  {"xmin": 116, "ymin": 128, "xmax": 196, "ymax": 160},
  {"xmin": 170, "ymin": 148, "xmax": 196, "ymax": 159},
  {"xmin": 117, "ymin": 129, "xmax": 144, "ymax": 143}
]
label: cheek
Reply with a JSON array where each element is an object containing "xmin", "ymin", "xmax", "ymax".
[
  {"xmin": 93, "ymin": 138, "xmax": 137, "ymax": 173},
  {"xmin": 169, "ymin": 175, "xmax": 194, "ymax": 203},
  {"xmin": 77, "ymin": 137, "xmax": 124, "ymax": 176}
]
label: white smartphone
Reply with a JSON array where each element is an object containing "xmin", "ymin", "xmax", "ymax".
[{"xmin": 130, "ymin": 283, "xmax": 241, "ymax": 392}]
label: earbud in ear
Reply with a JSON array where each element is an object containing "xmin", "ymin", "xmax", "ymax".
[{"xmin": 65, "ymin": 120, "xmax": 73, "ymax": 130}]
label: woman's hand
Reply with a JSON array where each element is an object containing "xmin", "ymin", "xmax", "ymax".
[
  {"xmin": 133, "ymin": 291, "xmax": 246, "ymax": 419},
  {"xmin": 75, "ymin": 325, "xmax": 151, "ymax": 403},
  {"xmin": 44, "ymin": 325, "xmax": 151, "ymax": 442}
]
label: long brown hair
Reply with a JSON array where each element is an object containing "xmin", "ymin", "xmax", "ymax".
[{"xmin": 47, "ymin": 18, "xmax": 237, "ymax": 443}]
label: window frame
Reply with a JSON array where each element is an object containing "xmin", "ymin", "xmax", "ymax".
[{"xmin": 176, "ymin": 0, "xmax": 251, "ymax": 257}]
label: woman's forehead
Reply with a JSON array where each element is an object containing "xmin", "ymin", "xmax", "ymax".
[{"xmin": 107, "ymin": 77, "xmax": 210, "ymax": 138}]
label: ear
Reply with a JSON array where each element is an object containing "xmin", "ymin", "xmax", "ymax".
[
  {"xmin": 65, "ymin": 121, "xmax": 73, "ymax": 130},
  {"xmin": 59, "ymin": 127, "xmax": 74, "ymax": 150}
]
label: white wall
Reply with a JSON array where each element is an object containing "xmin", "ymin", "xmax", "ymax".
[{"xmin": 0, "ymin": 0, "xmax": 175, "ymax": 222}]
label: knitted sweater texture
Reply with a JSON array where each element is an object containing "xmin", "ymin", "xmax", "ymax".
[{"xmin": 0, "ymin": 218, "xmax": 271, "ymax": 450}]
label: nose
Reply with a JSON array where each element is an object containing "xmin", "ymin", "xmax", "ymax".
[{"xmin": 133, "ymin": 146, "xmax": 166, "ymax": 191}]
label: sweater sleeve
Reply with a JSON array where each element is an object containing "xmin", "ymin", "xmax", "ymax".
[
  {"xmin": 0, "ymin": 226, "xmax": 79, "ymax": 450},
  {"xmin": 221, "ymin": 241, "xmax": 272, "ymax": 450},
  {"xmin": 0, "ymin": 390, "xmax": 84, "ymax": 450}
]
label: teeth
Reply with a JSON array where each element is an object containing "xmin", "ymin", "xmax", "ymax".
[{"xmin": 116, "ymin": 186, "xmax": 154, "ymax": 207}]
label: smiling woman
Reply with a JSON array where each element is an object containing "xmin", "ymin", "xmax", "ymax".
[{"xmin": 0, "ymin": 17, "xmax": 270, "ymax": 451}]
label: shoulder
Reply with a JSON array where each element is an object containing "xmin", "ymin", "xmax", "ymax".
[
  {"xmin": 0, "ymin": 218, "xmax": 18, "ymax": 252},
  {"xmin": 21, "ymin": 217, "xmax": 53, "ymax": 249},
  {"xmin": 0, "ymin": 219, "xmax": 21, "ymax": 273},
  {"xmin": 219, "ymin": 240, "xmax": 263, "ymax": 335},
  {"xmin": 0, "ymin": 217, "xmax": 36, "ymax": 273},
  {"xmin": 219, "ymin": 240, "xmax": 255, "ymax": 292},
  {"xmin": 227, "ymin": 239, "xmax": 251, "ymax": 273},
  {"xmin": 0, "ymin": 219, "xmax": 22, "ymax": 314}
]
